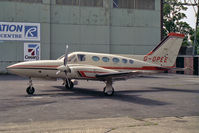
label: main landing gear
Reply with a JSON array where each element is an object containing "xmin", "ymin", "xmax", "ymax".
[
  {"xmin": 103, "ymin": 80, "xmax": 114, "ymax": 96},
  {"xmin": 25, "ymin": 78, "xmax": 114, "ymax": 96},
  {"xmin": 63, "ymin": 79, "xmax": 74, "ymax": 89},
  {"xmin": 26, "ymin": 77, "xmax": 35, "ymax": 95}
]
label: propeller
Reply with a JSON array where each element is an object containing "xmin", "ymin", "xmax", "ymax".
[
  {"xmin": 64, "ymin": 45, "xmax": 68, "ymax": 66},
  {"xmin": 56, "ymin": 45, "xmax": 71, "ymax": 87}
]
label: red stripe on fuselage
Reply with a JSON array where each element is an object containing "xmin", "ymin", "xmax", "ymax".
[
  {"xmin": 101, "ymin": 66, "xmax": 171, "ymax": 71},
  {"xmin": 8, "ymin": 65, "xmax": 171, "ymax": 72},
  {"xmin": 9, "ymin": 65, "xmax": 59, "ymax": 69}
]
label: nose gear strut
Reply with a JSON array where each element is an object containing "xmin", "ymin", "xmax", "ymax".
[{"xmin": 26, "ymin": 77, "xmax": 35, "ymax": 95}]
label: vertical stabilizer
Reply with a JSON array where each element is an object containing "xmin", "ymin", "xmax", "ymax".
[{"xmin": 143, "ymin": 33, "xmax": 184, "ymax": 67}]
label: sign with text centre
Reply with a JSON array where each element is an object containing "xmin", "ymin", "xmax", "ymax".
[{"xmin": 0, "ymin": 22, "xmax": 40, "ymax": 41}]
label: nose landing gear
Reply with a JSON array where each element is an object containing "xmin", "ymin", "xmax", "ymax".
[{"xmin": 26, "ymin": 77, "xmax": 35, "ymax": 95}]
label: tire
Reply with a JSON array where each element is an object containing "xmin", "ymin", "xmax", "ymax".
[
  {"xmin": 26, "ymin": 86, "xmax": 35, "ymax": 95},
  {"xmin": 65, "ymin": 81, "xmax": 74, "ymax": 89},
  {"xmin": 103, "ymin": 87, "xmax": 114, "ymax": 96}
]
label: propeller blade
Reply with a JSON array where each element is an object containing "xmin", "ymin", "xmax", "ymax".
[
  {"xmin": 65, "ymin": 72, "xmax": 70, "ymax": 88},
  {"xmin": 56, "ymin": 70, "xmax": 61, "ymax": 75},
  {"xmin": 61, "ymin": 45, "xmax": 71, "ymax": 88},
  {"xmin": 64, "ymin": 45, "xmax": 69, "ymax": 66}
]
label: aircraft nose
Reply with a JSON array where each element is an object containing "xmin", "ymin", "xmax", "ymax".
[
  {"xmin": 6, "ymin": 64, "xmax": 16, "ymax": 74},
  {"xmin": 6, "ymin": 65, "xmax": 14, "ymax": 69},
  {"xmin": 6, "ymin": 62, "xmax": 27, "ymax": 74}
]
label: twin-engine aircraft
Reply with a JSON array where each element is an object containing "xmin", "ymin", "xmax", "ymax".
[{"xmin": 7, "ymin": 33, "xmax": 184, "ymax": 96}]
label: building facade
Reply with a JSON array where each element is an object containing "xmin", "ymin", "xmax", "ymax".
[{"xmin": 0, "ymin": 0, "xmax": 161, "ymax": 73}]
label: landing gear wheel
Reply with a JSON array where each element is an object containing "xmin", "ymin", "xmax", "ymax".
[
  {"xmin": 26, "ymin": 86, "xmax": 35, "ymax": 95},
  {"xmin": 103, "ymin": 87, "xmax": 114, "ymax": 96},
  {"xmin": 65, "ymin": 81, "xmax": 74, "ymax": 89}
]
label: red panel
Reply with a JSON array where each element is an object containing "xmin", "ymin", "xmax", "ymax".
[
  {"xmin": 28, "ymin": 49, "xmax": 33, "ymax": 52},
  {"xmin": 168, "ymin": 33, "xmax": 185, "ymax": 38}
]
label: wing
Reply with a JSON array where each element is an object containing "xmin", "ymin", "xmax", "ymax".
[
  {"xmin": 95, "ymin": 71, "xmax": 143, "ymax": 81},
  {"xmin": 95, "ymin": 65, "xmax": 172, "ymax": 81}
]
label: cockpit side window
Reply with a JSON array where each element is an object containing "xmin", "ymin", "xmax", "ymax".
[{"xmin": 77, "ymin": 54, "xmax": 86, "ymax": 61}]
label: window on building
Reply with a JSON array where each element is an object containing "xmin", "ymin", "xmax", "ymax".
[
  {"xmin": 102, "ymin": 57, "xmax": 110, "ymax": 62},
  {"xmin": 92, "ymin": 56, "xmax": 100, "ymax": 62},
  {"xmin": 77, "ymin": 54, "xmax": 86, "ymax": 61},
  {"xmin": 80, "ymin": 0, "xmax": 103, "ymax": 7},
  {"xmin": 135, "ymin": 0, "xmax": 155, "ymax": 10},
  {"xmin": 113, "ymin": 0, "xmax": 119, "ymax": 8},
  {"xmin": 113, "ymin": 0, "xmax": 135, "ymax": 9},
  {"xmin": 112, "ymin": 57, "xmax": 120, "ymax": 63},
  {"xmin": 56, "ymin": 0, "xmax": 79, "ymax": 6},
  {"xmin": 56, "ymin": 0, "xmax": 103, "ymax": 7},
  {"xmin": 113, "ymin": 0, "xmax": 155, "ymax": 10},
  {"xmin": 2, "ymin": 0, "xmax": 42, "ymax": 2}
]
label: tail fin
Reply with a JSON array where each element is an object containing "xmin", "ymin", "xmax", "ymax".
[{"xmin": 143, "ymin": 33, "xmax": 184, "ymax": 67}]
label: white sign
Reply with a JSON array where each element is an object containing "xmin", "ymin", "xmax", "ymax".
[
  {"xmin": 0, "ymin": 22, "xmax": 40, "ymax": 41},
  {"xmin": 24, "ymin": 43, "xmax": 40, "ymax": 61}
]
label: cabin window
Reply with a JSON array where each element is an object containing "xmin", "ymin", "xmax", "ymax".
[
  {"xmin": 112, "ymin": 57, "xmax": 120, "ymax": 63},
  {"xmin": 77, "ymin": 54, "xmax": 86, "ymax": 61},
  {"xmin": 122, "ymin": 59, "xmax": 127, "ymax": 64},
  {"xmin": 102, "ymin": 57, "xmax": 109, "ymax": 62},
  {"xmin": 129, "ymin": 60, "xmax": 134, "ymax": 64},
  {"xmin": 92, "ymin": 56, "xmax": 100, "ymax": 62}
]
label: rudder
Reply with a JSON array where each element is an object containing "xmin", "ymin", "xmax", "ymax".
[{"xmin": 143, "ymin": 33, "xmax": 184, "ymax": 67}]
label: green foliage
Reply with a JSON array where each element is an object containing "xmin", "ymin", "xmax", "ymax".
[
  {"xmin": 190, "ymin": 27, "xmax": 199, "ymax": 44},
  {"xmin": 163, "ymin": 0, "xmax": 194, "ymax": 46},
  {"xmin": 190, "ymin": 27, "xmax": 199, "ymax": 53}
]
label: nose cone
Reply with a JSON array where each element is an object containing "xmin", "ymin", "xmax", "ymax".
[
  {"xmin": 6, "ymin": 64, "xmax": 16, "ymax": 74},
  {"xmin": 6, "ymin": 64, "xmax": 14, "ymax": 69},
  {"xmin": 6, "ymin": 62, "xmax": 28, "ymax": 75}
]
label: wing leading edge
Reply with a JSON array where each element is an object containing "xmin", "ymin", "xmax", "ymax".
[{"xmin": 96, "ymin": 71, "xmax": 149, "ymax": 81}]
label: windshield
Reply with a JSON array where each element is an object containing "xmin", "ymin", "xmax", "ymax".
[
  {"xmin": 57, "ymin": 55, "xmax": 65, "ymax": 60},
  {"xmin": 57, "ymin": 53, "xmax": 76, "ymax": 62},
  {"xmin": 77, "ymin": 54, "xmax": 86, "ymax": 61}
]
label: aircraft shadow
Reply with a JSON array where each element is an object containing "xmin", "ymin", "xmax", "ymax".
[
  {"xmin": 39, "ymin": 86, "xmax": 169, "ymax": 106},
  {"xmin": 0, "ymin": 74, "xmax": 27, "ymax": 81},
  {"xmin": 149, "ymin": 87, "xmax": 199, "ymax": 94},
  {"xmin": 0, "ymin": 98, "xmax": 56, "ymax": 112}
]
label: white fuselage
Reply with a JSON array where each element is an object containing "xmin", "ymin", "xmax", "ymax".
[
  {"xmin": 7, "ymin": 52, "xmax": 163, "ymax": 80},
  {"xmin": 5, "ymin": 33, "xmax": 184, "ymax": 96}
]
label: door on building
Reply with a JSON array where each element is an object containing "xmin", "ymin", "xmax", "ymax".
[{"xmin": 176, "ymin": 57, "xmax": 184, "ymax": 74}]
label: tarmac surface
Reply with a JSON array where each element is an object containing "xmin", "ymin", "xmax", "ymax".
[{"xmin": 0, "ymin": 74, "xmax": 199, "ymax": 132}]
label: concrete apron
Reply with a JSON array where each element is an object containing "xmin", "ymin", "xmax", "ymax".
[{"xmin": 0, "ymin": 116, "xmax": 198, "ymax": 133}]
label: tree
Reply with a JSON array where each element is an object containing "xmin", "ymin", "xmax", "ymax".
[
  {"xmin": 163, "ymin": 0, "xmax": 194, "ymax": 46},
  {"xmin": 190, "ymin": 27, "xmax": 199, "ymax": 53}
]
